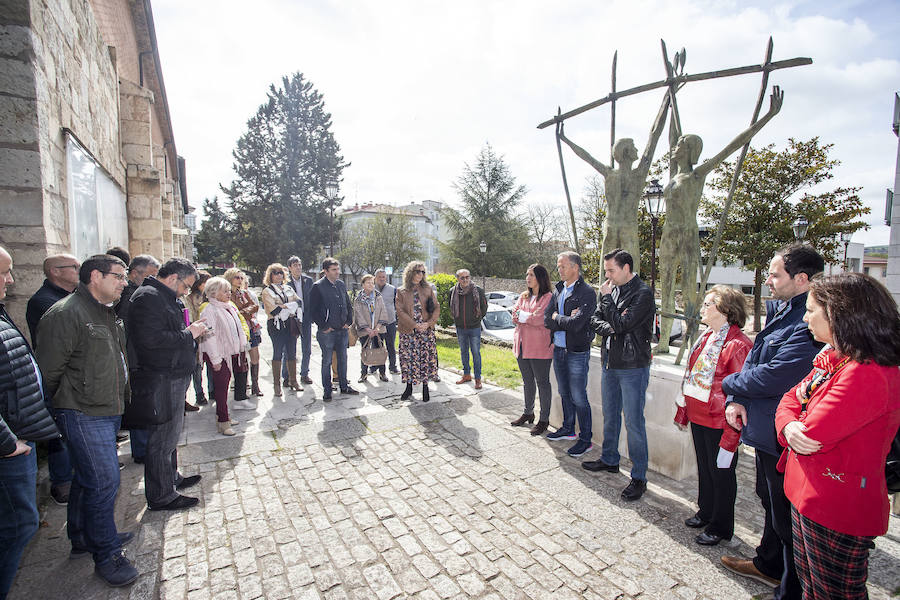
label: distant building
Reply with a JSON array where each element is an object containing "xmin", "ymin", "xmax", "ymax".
[
  {"xmin": 888, "ymin": 93, "xmax": 900, "ymax": 305},
  {"xmin": 864, "ymin": 255, "xmax": 889, "ymax": 286},
  {"xmin": 0, "ymin": 0, "xmax": 192, "ymax": 338}
]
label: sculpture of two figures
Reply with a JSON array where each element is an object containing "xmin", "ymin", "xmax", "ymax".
[{"xmin": 542, "ymin": 39, "xmax": 809, "ymax": 355}]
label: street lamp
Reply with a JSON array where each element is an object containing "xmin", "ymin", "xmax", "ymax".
[
  {"xmin": 479, "ymin": 240, "xmax": 487, "ymax": 290},
  {"xmin": 792, "ymin": 216, "xmax": 809, "ymax": 241},
  {"xmin": 385, "ymin": 253, "xmax": 390, "ymax": 285},
  {"xmin": 642, "ymin": 179, "xmax": 665, "ymax": 295},
  {"xmin": 326, "ymin": 182, "xmax": 339, "ymax": 253},
  {"xmin": 840, "ymin": 231, "xmax": 852, "ymax": 271}
]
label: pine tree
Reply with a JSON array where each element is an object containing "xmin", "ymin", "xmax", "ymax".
[{"xmin": 194, "ymin": 196, "xmax": 234, "ymax": 265}]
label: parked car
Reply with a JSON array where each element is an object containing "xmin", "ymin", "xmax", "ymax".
[
  {"xmin": 486, "ymin": 290, "xmax": 518, "ymax": 308},
  {"xmin": 654, "ymin": 301, "xmax": 684, "ymax": 345},
  {"xmin": 481, "ymin": 303, "xmax": 515, "ymax": 342}
]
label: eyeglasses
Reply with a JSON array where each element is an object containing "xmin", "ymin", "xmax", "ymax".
[
  {"xmin": 415, "ymin": 270, "xmax": 426, "ymax": 275},
  {"xmin": 458, "ymin": 276, "xmax": 470, "ymax": 280},
  {"xmin": 702, "ymin": 301, "xmax": 715, "ymax": 308},
  {"xmin": 102, "ymin": 271, "xmax": 127, "ymax": 281}
]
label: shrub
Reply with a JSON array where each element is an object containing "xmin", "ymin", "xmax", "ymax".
[{"xmin": 428, "ymin": 273, "xmax": 457, "ymax": 328}]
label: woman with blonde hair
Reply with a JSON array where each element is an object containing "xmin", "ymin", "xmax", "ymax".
[
  {"xmin": 198, "ymin": 277, "xmax": 250, "ymax": 435},
  {"xmin": 261, "ymin": 263, "xmax": 300, "ymax": 396},
  {"xmin": 183, "ymin": 270, "xmax": 212, "ymax": 405},
  {"xmin": 396, "ymin": 261, "xmax": 440, "ymax": 401},
  {"xmin": 352, "ymin": 273, "xmax": 389, "ymax": 383},
  {"xmin": 224, "ymin": 268, "xmax": 263, "ymax": 397}
]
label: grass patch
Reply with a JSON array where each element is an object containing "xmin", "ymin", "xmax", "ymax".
[{"xmin": 435, "ymin": 332, "xmax": 521, "ymax": 389}]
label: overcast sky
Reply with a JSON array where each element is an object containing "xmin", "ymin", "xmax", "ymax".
[{"xmin": 152, "ymin": 0, "xmax": 900, "ymax": 246}]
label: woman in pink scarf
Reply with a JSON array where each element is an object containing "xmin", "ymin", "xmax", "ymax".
[{"xmin": 198, "ymin": 277, "xmax": 249, "ymax": 436}]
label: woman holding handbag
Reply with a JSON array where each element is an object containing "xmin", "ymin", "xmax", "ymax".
[
  {"xmin": 198, "ymin": 277, "xmax": 251, "ymax": 435},
  {"xmin": 261, "ymin": 263, "xmax": 300, "ymax": 396},
  {"xmin": 352, "ymin": 274, "xmax": 389, "ymax": 383},
  {"xmin": 224, "ymin": 268, "xmax": 264, "ymax": 397},
  {"xmin": 396, "ymin": 261, "xmax": 440, "ymax": 402}
]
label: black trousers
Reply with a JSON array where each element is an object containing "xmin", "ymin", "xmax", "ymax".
[
  {"xmin": 754, "ymin": 448, "xmax": 801, "ymax": 599},
  {"xmin": 690, "ymin": 423, "xmax": 738, "ymax": 539}
]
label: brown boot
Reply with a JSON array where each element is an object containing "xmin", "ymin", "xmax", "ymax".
[
  {"xmin": 287, "ymin": 360, "xmax": 301, "ymax": 391},
  {"xmin": 272, "ymin": 360, "xmax": 282, "ymax": 396},
  {"xmin": 456, "ymin": 374, "xmax": 472, "ymax": 384},
  {"xmin": 474, "ymin": 378, "xmax": 482, "ymax": 389},
  {"xmin": 250, "ymin": 363, "xmax": 263, "ymax": 396}
]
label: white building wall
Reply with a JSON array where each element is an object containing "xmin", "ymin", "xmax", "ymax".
[{"xmin": 888, "ymin": 93, "xmax": 900, "ymax": 305}]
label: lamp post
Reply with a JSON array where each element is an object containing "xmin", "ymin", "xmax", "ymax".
[
  {"xmin": 385, "ymin": 253, "xmax": 390, "ymax": 285},
  {"xmin": 642, "ymin": 179, "xmax": 665, "ymax": 296},
  {"xmin": 840, "ymin": 231, "xmax": 852, "ymax": 271},
  {"xmin": 326, "ymin": 182, "xmax": 339, "ymax": 254},
  {"xmin": 792, "ymin": 216, "xmax": 809, "ymax": 241},
  {"xmin": 479, "ymin": 240, "xmax": 487, "ymax": 290}
]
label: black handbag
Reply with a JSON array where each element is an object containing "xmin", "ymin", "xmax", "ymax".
[
  {"xmin": 886, "ymin": 424, "xmax": 900, "ymax": 494},
  {"xmin": 122, "ymin": 370, "xmax": 173, "ymax": 429}
]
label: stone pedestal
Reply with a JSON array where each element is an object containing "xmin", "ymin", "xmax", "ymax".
[{"xmin": 548, "ymin": 349, "xmax": 697, "ymax": 480}]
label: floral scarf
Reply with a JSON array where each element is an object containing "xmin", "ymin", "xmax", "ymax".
[{"xmin": 681, "ymin": 323, "xmax": 731, "ymax": 403}]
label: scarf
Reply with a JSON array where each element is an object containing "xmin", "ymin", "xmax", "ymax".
[
  {"xmin": 198, "ymin": 298, "xmax": 246, "ymax": 366},
  {"xmin": 680, "ymin": 322, "xmax": 731, "ymax": 403},
  {"xmin": 450, "ymin": 282, "xmax": 482, "ymax": 320},
  {"xmin": 357, "ymin": 290, "xmax": 376, "ymax": 328}
]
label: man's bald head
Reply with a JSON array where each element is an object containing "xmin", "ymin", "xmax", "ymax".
[{"xmin": 43, "ymin": 254, "xmax": 80, "ymax": 291}]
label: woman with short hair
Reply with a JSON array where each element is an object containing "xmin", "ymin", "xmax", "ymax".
[
  {"xmin": 352, "ymin": 274, "xmax": 389, "ymax": 383},
  {"xmin": 396, "ymin": 261, "xmax": 440, "ymax": 401},
  {"xmin": 674, "ymin": 284, "xmax": 752, "ymax": 547},
  {"xmin": 776, "ymin": 273, "xmax": 900, "ymax": 599},
  {"xmin": 224, "ymin": 268, "xmax": 263, "ymax": 397},
  {"xmin": 510, "ymin": 264, "xmax": 554, "ymax": 435},
  {"xmin": 198, "ymin": 277, "xmax": 250, "ymax": 435},
  {"xmin": 261, "ymin": 263, "xmax": 299, "ymax": 396}
]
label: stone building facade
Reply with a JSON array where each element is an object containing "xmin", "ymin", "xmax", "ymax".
[{"xmin": 0, "ymin": 0, "xmax": 190, "ymax": 338}]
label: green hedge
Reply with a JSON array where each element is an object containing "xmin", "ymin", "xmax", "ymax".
[{"xmin": 428, "ymin": 273, "xmax": 457, "ymax": 328}]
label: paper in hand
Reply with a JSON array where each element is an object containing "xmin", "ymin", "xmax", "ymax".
[
  {"xmin": 717, "ymin": 448, "xmax": 735, "ymax": 469},
  {"xmin": 517, "ymin": 310, "xmax": 531, "ymax": 323}
]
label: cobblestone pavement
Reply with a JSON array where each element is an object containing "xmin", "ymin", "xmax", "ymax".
[{"xmin": 10, "ymin": 336, "xmax": 900, "ymax": 599}]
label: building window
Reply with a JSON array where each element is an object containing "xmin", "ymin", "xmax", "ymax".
[
  {"xmin": 66, "ymin": 133, "xmax": 127, "ymax": 258},
  {"xmin": 864, "ymin": 266, "xmax": 870, "ymax": 275}
]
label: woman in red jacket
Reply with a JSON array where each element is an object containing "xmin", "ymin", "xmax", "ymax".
[
  {"xmin": 775, "ymin": 273, "xmax": 900, "ymax": 600},
  {"xmin": 674, "ymin": 285, "xmax": 751, "ymax": 547}
]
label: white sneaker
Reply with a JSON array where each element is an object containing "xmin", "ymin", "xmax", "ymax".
[{"xmin": 232, "ymin": 399, "xmax": 257, "ymax": 411}]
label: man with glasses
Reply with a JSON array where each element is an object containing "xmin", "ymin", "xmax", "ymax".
[
  {"xmin": 450, "ymin": 269, "xmax": 487, "ymax": 389},
  {"xmin": 127, "ymin": 258, "xmax": 208, "ymax": 512},
  {"xmin": 25, "ymin": 254, "xmax": 80, "ymax": 505},
  {"xmin": 35, "ymin": 254, "xmax": 138, "ymax": 586}
]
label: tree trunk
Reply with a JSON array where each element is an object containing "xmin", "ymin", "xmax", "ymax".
[{"xmin": 753, "ymin": 267, "xmax": 763, "ymax": 332}]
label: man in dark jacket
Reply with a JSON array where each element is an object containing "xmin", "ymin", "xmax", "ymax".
[
  {"xmin": 450, "ymin": 269, "xmax": 488, "ymax": 389},
  {"xmin": 127, "ymin": 258, "xmax": 208, "ymax": 512},
  {"xmin": 25, "ymin": 253, "xmax": 80, "ymax": 504},
  {"xmin": 36, "ymin": 254, "xmax": 137, "ymax": 587},
  {"xmin": 544, "ymin": 251, "xmax": 597, "ymax": 458},
  {"xmin": 720, "ymin": 244, "xmax": 824, "ymax": 599},
  {"xmin": 308, "ymin": 257, "xmax": 357, "ymax": 401},
  {"xmin": 0, "ymin": 246, "xmax": 60, "ymax": 599},
  {"xmin": 583, "ymin": 249, "xmax": 655, "ymax": 501},
  {"xmin": 286, "ymin": 256, "xmax": 314, "ymax": 386}
]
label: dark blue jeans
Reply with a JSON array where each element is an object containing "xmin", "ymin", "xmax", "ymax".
[
  {"xmin": 268, "ymin": 320, "xmax": 296, "ymax": 362},
  {"xmin": 300, "ymin": 322, "xmax": 312, "ymax": 377},
  {"xmin": 0, "ymin": 443, "xmax": 38, "ymax": 599},
  {"xmin": 600, "ymin": 366, "xmax": 650, "ymax": 480},
  {"xmin": 54, "ymin": 410, "xmax": 123, "ymax": 563},
  {"xmin": 317, "ymin": 328, "xmax": 348, "ymax": 396},
  {"xmin": 457, "ymin": 327, "xmax": 482, "ymax": 379},
  {"xmin": 552, "ymin": 347, "xmax": 592, "ymax": 442},
  {"xmin": 384, "ymin": 321, "xmax": 397, "ymax": 371},
  {"xmin": 47, "ymin": 437, "xmax": 73, "ymax": 485}
]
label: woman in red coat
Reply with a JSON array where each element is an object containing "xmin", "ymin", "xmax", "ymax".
[
  {"xmin": 674, "ymin": 285, "xmax": 751, "ymax": 547},
  {"xmin": 775, "ymin": 273, "xmax": 900, "ymax": 600}
]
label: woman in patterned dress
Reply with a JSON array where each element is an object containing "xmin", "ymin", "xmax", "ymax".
[{"xmin": 396, "ymin": 261, "xmax": 440, "ymax": 401}]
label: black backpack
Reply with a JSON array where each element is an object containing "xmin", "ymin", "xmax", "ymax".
[{"xmin": 887, "ymin": 424, "xmax": 900, "ymax": 494}]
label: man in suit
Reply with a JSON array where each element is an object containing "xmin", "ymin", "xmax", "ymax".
[
  {"xmin": 719, "ymin": 244, "xmax": 825, "ymax": 600},
  {"xmin": 285, "ymin": 256, "xmax": 314, "ymax": 386}
]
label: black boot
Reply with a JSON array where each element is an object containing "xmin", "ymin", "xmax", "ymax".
[
  {"xmin": 400, "ymin": 383, "xmax": 413, "ymax": 400},
  {"xmin": 422, "ymin": 383, "xmax": 430, "ymax": 403}
]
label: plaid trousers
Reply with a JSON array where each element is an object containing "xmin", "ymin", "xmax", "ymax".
[{"xmin": 791, "ymin": 506, "xmax": 876, "ymax": 599}]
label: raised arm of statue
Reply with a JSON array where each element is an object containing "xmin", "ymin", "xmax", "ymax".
[
  {"xmin": 693, "ymin": 86, "xmax": 784, "ymax": 180},
  {"xmin": 558, "ymin": 123, "xmax": 612, "ymax": 177},
  {"xmin": 638, "ymin": 93, "xmax": 672, "ymax": 173}
]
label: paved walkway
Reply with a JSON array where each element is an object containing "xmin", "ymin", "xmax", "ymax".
[{"xmin": 9, "ymin": 329, "xmax": 900, "ymax": 599}]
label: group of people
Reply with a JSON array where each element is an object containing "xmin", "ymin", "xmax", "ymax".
[{"xmin": 504, "ymin": 245, "xmax": 900, "ymax": 600}]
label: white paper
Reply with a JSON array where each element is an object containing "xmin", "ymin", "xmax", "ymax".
[
  {"xmin": 278, "ymin": 301, "xmax": 300, "ymax": 322},
  {"xmin": 717, "ymin": 448, "xmax": 735, "ymax": 469},
  {"xmin": 517, "ymin": 310, "xmax": 531, "ymax": 323}
]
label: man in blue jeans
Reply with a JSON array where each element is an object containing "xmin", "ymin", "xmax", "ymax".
[
  {"xmin": 584, "ymin": 249, "xmax": 655, "ymax": 501},
  {"xmin": 308, "ymin": 257, "xmax": 358, "ymax": 401},
  {"xmin": 450, "ymin": 269, "xmax": 487, "ymax": 389},
  {"xmin": 0, "ymin": 246, "xmax": 61, "ymax": 599},
  {"xmin": 36, "ymin": 254, "xmax": 138, "ymax": 587},
  {"xmin": 544, "ymin": 251, "xmax": 597, "ymax": 458}
]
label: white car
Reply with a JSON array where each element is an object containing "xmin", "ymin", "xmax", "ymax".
[
  {"xmin": 486, "ymin": 290, "xmax": 518, "ymax": 308},
  {"xmin": 481, "ymin": 303, "xmax": 515, "ymax": 342}
]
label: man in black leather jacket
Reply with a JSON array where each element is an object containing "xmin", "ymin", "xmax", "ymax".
[{"xmin": 584, "ymin": 249, "xmax": 655, "ymax": 501}]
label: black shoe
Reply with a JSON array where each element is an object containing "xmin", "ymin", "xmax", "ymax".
[
  {"xmin": 148, "ymin": 494, "xmax": 199, "ymax": 511},
  {"xmin": 341, "ymin": 386, "xmax": 359, "ymax": 395},
  {"xmin": 133, "ymin": 456, "xmax": 144, "ymax": 465},
  {"xmin": 71, "ymin": 531, "xmax": 135, "ymax": 559},
  {"xmin": 695, "ymin": 531, "xmax": 725, "ymax": 546},
  {"xmin": 118, "ymin": 462, "xmax": 125, "ymax": 471},
  {"xmin": 94, "ymin": 551, "xmax": 138, "ymax": 587},
  {"xmin": 422, "ymin": 384, "xmax": 430, "ymax": 403},
  {"xmin": 323, "ymin": 395, "xmax": 333, "ymax": 403},
  {"xmin": 582, "ymin": 460, "xmax": 619, "ymax": 473},
  {"xmin": 530, "ymin": 421, "xmax": 549, "ymax": 436},
  {"xmin": 51, "ymin": 482, "xmax": 71, "ymax": 505},
  {"xmin": 196, "ymin": 396, "xmax": 209, "ymax": 405},
  {"xmin": 283, "ymin": 378, "xmax": 290, "ymax": 386},
  {"xmin": 389, "ymin": 367, "xmax": 400, "ymax": 375},
  {"xmin": 176, "ymin": 475, "xmax": 202, "ymax": 490},
  {"xmin": 400, "ymin": 384, "xmax": 413, "ymax": 400},
  {"xmin": 684, "ymin": 515, "xmax": 709, "ymax": 529},
  {"xmin": 379, "ymin": 373, "xmax": 389, "ymax": 382},
  {"xmin": 115, "ymin": 432, "xmax": 129, "ymax": 443},
  {"xmin": 184, "ymin": 401, "xmax": 200, "ymax": 412},
  {"xmin": 621, "ymin": 478, "xmax": 647, "ymax": 501},
  {"xmin": 301, "ymin": 376, "xmax": 314, "ymax": 385},
  {"xmin": 510, "ymin": 414, "xmax": 535, "ymax": 427}
]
